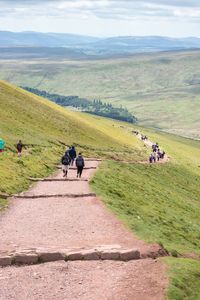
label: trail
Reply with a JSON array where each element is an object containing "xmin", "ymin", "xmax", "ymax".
[
  {"xmin": 137, "ymin": 133, "xmax": 170, "ymax": 164},
  {"xmin": 0, "ymin": 159, "xmax": 168, "ymax": 300}
]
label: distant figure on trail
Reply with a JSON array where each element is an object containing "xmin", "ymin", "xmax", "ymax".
[
  {"xmin": 0, "ymin": 139, "xmax": 5, "ymax": 153},
  {"xmin": 61, "ymin": 152, "xmax": 71, "ymax": 177},
  {"xmin": 161, "ymin": 151, "xmax": 166, "ymax": 159},
  {"xmin": 69, "ymin": 146, "xmax": 77, "ymax": 166},
  {"xmin": 157, "ymin": 149, "xmax": 162, "ymax": 161},
  {"xmin": 76, "ymin": 153, "xmax": 85, "ymax": 178},
  {"xmin": 149, "ymin": 154, "xmax": 154, "ymax": 164},
  {"xmin": 16, "ymin": 140, "xmax": 23, "ymax": 157}
]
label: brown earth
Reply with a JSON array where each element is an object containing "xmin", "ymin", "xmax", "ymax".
[{"xmin": 0, "ymin": 159, "xmax": 169, "ymax": 299}]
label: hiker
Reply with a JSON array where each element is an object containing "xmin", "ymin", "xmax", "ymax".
[
  {"xmin": 0, "ymin": 139, "xmax": 5, "ymax": 153},
  {"xmin": 76, "ymin": 153, "xmax": 85, "ymax": 178},
  {"xmin": 157, "ymin": 149, "xmax": 162, "ymax": 161},
  {"xmin": 16, "ymin": 140, "xmax": 23, "ymax": 157},
  {"xmin": 152, "ymin": 145, "xmax": 157, "ymax": 152},
  {"xmin": 153, "ymin": 152, "xmax": 157, "ymax": 163},
  {"xmin": 149, "ymin": 154, "xmax": 154, "ymax": 164},
  {"xmin": 69, "ymin": 146, "xmax": 77, "ymax": 166},
  {"xmin": 61, "ymin": 151, "xmax": 71, "ymax": 177},
  {"xmin": 161, "ymin": 151, "xmax": 166, "ymax": 159}
]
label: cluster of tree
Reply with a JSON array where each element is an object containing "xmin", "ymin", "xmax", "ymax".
[{"xmin": 23, "ymin": 87, "xmax": 137, "ymax": 124}]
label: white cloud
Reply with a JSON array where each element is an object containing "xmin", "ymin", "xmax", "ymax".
[{"xmin": 0, "ymin": 0, "xmax": 200, "ymax": 36}]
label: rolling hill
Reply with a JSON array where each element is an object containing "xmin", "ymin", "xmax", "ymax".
[
  {"xmin": 1, "ymin": 31, "xmax": 200, "ymax": 57},
  {"xmin": 0, "ymin": 50, "xmax": 199, "ymax": 139},
  {"xmin": 0, "ymin": 80, "xmax": 200, "ymax": 299},
  {"xmin": 0, "ymin": 80, "xmax": 145, "ymax": 196}
]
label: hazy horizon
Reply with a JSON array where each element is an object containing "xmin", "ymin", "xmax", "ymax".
[{"xmin": 1, "ymin": 30, "xmax": 200, "ymax": 40}]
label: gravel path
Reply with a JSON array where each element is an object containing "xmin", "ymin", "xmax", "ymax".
[
  {"xmin": 0, "ymin": 260, "xmax": 168, "ymax": 300},
  {"xmin": 0, "ymin": 159, "xmax": 168, "ymax": 299}
]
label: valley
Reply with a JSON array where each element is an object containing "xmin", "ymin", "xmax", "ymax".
[{"xmin": 0, "ymin": 50, "xmax": 200, "ymax": 140}]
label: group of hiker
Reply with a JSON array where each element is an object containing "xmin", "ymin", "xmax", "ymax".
[
  {"xmin": 0, "ymin": 139, "xmax": 23, "ymax": 156},
  {"xmin": 132, "ymin": 131, "xmax": 166, "ymax": 164},
  {"xmin": 61, "ymin": 146, "xmax": 85, "ymax": 178},
  {"xmin": 149, "ymin": 143, "xmax": 165, "ymax": 164}
]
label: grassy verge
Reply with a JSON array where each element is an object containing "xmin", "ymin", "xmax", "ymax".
[
  {"xmin": 91, "ymin": 161, "xmax": 200, "ymax": 255},
  {"xmin": 164, "ymin": 257, "xmax": 200, "ymax": 300},
  {"xmin": 0, "ymin": 198, "xmax": 9, "ymax": 212}
]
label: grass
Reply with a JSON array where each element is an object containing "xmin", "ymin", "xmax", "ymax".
[
  {"xmin": 0, "ymin": 80, "xmax": 145, "ymax": 195},
  {"xmin": 0, "ymin": 198, "xmax": 9, "ymax": 212},
  {"xmin": 0, "ymin": 80, "xmax": 200, "ymax": 298},
  {"xmin": 91, "ymin": 160, "xmax": 200, "ymax": 255},
  {"xmin": 164, "ymin": 257, "xmax": 200, "ymax": 300},
  {"xmin": 89, "ymin": 123, "xmax": 200, "ymax": 299},
  {"xmin": 0, "ymin": 50, "xmax": 200, "ymax": 139}
]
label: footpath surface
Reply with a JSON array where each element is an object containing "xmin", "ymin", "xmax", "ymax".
[{"xmin": 0, "ymin": 160, "xmax": 168, "ymax": 300}]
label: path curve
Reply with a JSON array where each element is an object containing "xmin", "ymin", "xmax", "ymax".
[{"xmin": 0, "ymin": 159, "xmax": 168, "ymax": 299}]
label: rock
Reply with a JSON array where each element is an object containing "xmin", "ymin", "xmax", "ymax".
[
  {"xmin": 82, "ymin": 250, "xmax": 100, "ymax": 260},
  {"xmin": 120, "ymin": 249, "xmax": 140, "ymax": 261},
  {"xmin": 38, "ymin": 252, "xmax": 64, "ymax": 263},
  {"xmin": 0, "ymin": 256, "xmax": 12, "ymax": 267},
  {"xmin": 101, "ymin": 250, "xmax": 120, "ymax": 260},
  {"xmin": 66, "ymin": 251, "xmax": 83, "ymax": 261},
  {"xmin": 15, "ymin": 253, "xmax": 38, "ymax": 265}
]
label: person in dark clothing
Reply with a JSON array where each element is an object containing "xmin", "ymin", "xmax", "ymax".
[
  {"xmin": 76, "ymin": 153, "xmax": 85, "ymax": 178},
  {"xmin": 16, "ymin": 140, "xmax": 23, "ymax": 157},
  {"xmin": 161, "ymin": 151, "xmax": 166, "ymax": 159},
  {"xmin": 69, "ymin": 146, "xmax": 77, "ymax": 166},
  {"xmin": 149, "ymin": 154, "xmax": 154, "ymax": 164},
  {"xmin": 61, "ymin": 152, "xmax": 71, "ymax": 177}
]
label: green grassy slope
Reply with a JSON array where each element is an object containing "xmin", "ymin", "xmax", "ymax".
[
  {"xmin": 0, "ymin": 50, "xmax": 200, "ymax": 139},
  {"xmin": 164, "ymin": 258, "xmax": 200, "ymax": 300},
  {"xmin": 90, "ymin": 124, "xmax": 200, "ymax": 299},
  {"xmin": 0, "ymin": 80, "xmax": 144, "ymax": 199}
]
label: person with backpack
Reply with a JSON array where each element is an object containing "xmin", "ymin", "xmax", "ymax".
[
  {"xmin": 69, "ymin": 146, "xmax": 77, "ymax": 166},
  {"xmin": 76, "ymin": 153, "xmax": 85, "ymax": 178},
  {"xmin": 61, "ymin": 151, "xmax": 71, "ymax": 177},
  {"xmin": 16, "ymin": 140, "xmax": 23, "ymax": 157}
]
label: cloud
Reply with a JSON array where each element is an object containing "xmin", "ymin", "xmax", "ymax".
[{"xmin": 0, "ymin": 0, "xmax": 200, "ymax": 22}]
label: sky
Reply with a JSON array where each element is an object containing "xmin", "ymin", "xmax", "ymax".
[{"xmin": 0, "ymin": 0, "xmax": 200, "ymax": 37}]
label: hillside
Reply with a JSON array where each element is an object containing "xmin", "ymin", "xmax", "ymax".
[
  {"xmin": 0, "ymin": 50, "xmax": 200, "ymax": 139},
  {"xmin": 0, "ymin": 80, "xmax": 145, "ymax": 197},
  {"xmin": 0, "ymin": 80, "xmax": 200, "ymax": 298}
]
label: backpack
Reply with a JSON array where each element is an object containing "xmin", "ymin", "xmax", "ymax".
[
  {"xmin": 62, "ymin": 155, "xmax": 71, "ymax": 165},
  {"xmin": 76, "ymin": 157, "xmax": 84, "ymax": 167}
]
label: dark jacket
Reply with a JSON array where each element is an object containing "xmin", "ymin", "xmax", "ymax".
[
  {"xmin": 69, "ymin": 148, "xmax": 77, "ymax": 159},
  {"xmin": 61, "ymin": 154, "xmax": 71, "ymax": 165},
  {"xmin": 76, "ymin": 155, "xmax": 85, "ymax": 167},
  {"xmin": 17, "ymin": 142, "xmax": 23, "ymax": 152}
]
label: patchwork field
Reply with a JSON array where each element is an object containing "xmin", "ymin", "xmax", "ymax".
[{"xmin": 0, "ymin": 50, "xmax": 200, "ymax": 139}]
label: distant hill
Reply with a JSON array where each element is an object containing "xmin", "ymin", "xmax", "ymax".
[
  {"xmin": 0, "ymin": 46, "xmax": 88, "ymax": 60},
  {"xmin": 1, "ymin": 50, "xmax": 199, "ymax": 139},
  {"xmin": 0, "ymin": 31, "xmax": 99, "ymax": 47},
  {"xmin": 0, "ymin": 31, "xmax": 200, "ymax": 58}
]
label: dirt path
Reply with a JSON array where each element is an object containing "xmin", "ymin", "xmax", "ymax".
[
  {"xmin": 0, "ymin": 159, "xmax": 168, "ymax": 300},
  {"xmin": 137, "ymin": 134, "xmax": 170, "ymax": 164}
]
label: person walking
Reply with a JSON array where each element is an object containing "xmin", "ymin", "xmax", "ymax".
[
  {"xmin": 76, "ymin": 153, "xmax": 85, "ymax": 178},
  {"xmin": 16, "ymin": 140, "xmax": 23, "ymax": 157},
  {"xmin": 69, "ymin": 146, "xmax": 77, "ymax": 166},
  {"xmin": 0, "ymin": 139, "xmax": 5, "ymax": 153},
  {"xmin": 61, "ymin": 151, "xmax": 71, "ymax": 177},
  {"xmin": 149, "ymin": 153, "xmax": 154, "ymax": 164}
]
